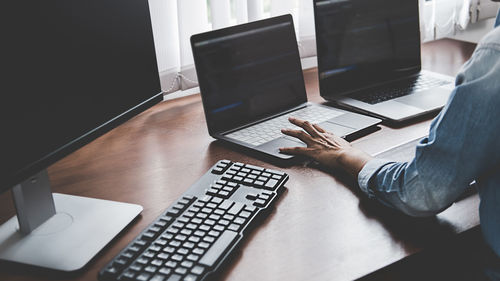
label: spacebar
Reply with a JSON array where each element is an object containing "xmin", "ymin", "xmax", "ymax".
[{"xmin": 199, "ymin": 230, "xmax": 239, "ymax": 267}]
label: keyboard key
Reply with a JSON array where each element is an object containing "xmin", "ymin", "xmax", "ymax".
[
  {"xmin": 228, "ymin": 202, "xmax": 245, "ymax": 216},
  {"xmin": 177, "ymin": 248, "xmax": 189, "ymax": 255},
  {"xmin": 157, "ymin": 253, "xmax": 170, "ymax": 260},
  {"xmin": 228, "ymin": 224, "xmax": 240, "ymax": 232},
  {"xmin": 192, "ymin": 248, "xmax": 205, "ymax": 255},
  {"xmin": 119, "ymin": 270, "xmax": 136, "ymax": 281},
  {"xmin": 150, "ymin": 275, "xmax": 167, "ymax": 281},
  {"xmin": 254, "ymin": 199, "xmax": 266, "ymax": 207},
  {"xmin": 184, "ymin": 274, "xmax": 197, "ymax": 281},
  {"xmin": 166, "ymin": 274, "xmax": 182, "ymax": 281},
  {"xmin": 254, "ymin": 180, "xmax": 265, "ymax": 186},
  {"xmin": 144, "ymin": 266, "xmax": 157, "ymax": 273},
  {"xmin": 259, "ymin": 194, "xmax": 270, "ymax": 201},
  {"xmin": 219, "ymin": 200, "xmax": 233, "ymax": 210},
  {"xmin": 246, "ymin": 193, "xmax": 258, "ymax": 200},
  {"xmin": 212, "ymin": 167, "xmax": 224, "ymax": 174},
  {"xmin": 211, "ymin": 197, "xmax": 223, "ymax": 204},
  {"xmin": 213, "ymin": 225, "xmax": 225, "ymax": 232},
  {"xmin": 187, "ymin": 254, "xmax": 200, "ymax": 262},
  {"xmin": 191, "ymin": 265, "xmax": 205, "ymax": 275},
  {"xmin": 264, "ymin": 179, "xmax": 278, "ymax": 190},
  {"xmin": 136, "ymin": 273, "xmax": 151, "ymax": 281},
  {"xmin": 188, "ymin": 236, "xmax": 201, "ymax": 243},
  {"xmin": 246, "ymin": 164, "xmax": 264, "ymax": 171},
  {"xmin": 234, "ymin": 217, "xmax": 245, "ymax": 225},
  {"xmin": 172, "ymin": 254, "xmax": 183, "ymax": 261},
  {"xmin": 208, "ymin": 230, "xmax": 221, "ymax": 237},
  {"xmin": 183, "ymin": 242, "xmax": 195, "ymax": 249},
  {"xmin": 151, "ymin": 259, "xmax": 163, "ymax": 267},
  {"xmin": 163, "ymin": 247, "xmax": 176, "ymax": 254},
  {"xmin": 165, "ymin": 261, "xmax": 177, "ymax": 268},
  {"xmin": 159, "ymin": 267, "xmax": 171, "ymax": 275},
  {"xmin": 222, "ymin": 214, "xmax": 234, "ymax": 221},
  {"xmin": 271, "ymin": 174, "xmax": 281, "ymax": 180},
  {"xmin": 198, "ymin": 242, "xmax": 210, "ymax": 249},
  {"xmin": 199, "ymin": 230, "xmax": 239, "ymax": 267},
  {"xmin": 239, "ymin": 211, "xmax": 252, "ymax": 219}
]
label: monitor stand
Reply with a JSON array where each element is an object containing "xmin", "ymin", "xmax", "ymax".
[{"xmin": 0, "ymin": 169, "xmax": 143, "ymax": 271}]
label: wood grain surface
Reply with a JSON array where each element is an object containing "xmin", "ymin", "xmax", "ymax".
[{"xmin": 0, "ymin": 39, "xmax": 477, "ymax": 281}]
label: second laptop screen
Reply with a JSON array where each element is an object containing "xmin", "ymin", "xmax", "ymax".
[
  {"xmin": 192, "ymin": 18, "xmax": 307, "ymax": 134},
  {"xmin": 314, "ymin": 0, "xmax": 421, "ymax": 96}
]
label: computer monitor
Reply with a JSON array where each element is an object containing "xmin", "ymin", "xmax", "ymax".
[{"xmin": 0, "ymin": 0, "xmax": 162, "ymax": 271}]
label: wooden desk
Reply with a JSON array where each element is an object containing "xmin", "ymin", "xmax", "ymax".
[{"xmin": 0, "ymin": 39, "xmax": 477, "ymax": 281}]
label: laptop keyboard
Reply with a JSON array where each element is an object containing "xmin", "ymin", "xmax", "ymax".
[
  {"xmin": 351, "ymin": 74, "xmax": 451, "ymax": 105},
  {"xmin": 225, "ymin": 106, "xmax": 343, "ymax": 146}
]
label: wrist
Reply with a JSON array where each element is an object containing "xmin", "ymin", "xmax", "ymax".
[{"xmin": 337, "ymin": 147, "xmax": 373, "ymax": 178}]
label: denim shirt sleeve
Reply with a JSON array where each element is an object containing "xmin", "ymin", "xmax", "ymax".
[
  {"xmin": 496, "ymin": 9, "xmax": 500, "ymax": 28},
  {"xmin": 357, "ymin": 29, "xmax": 500, "ymax": 217}
]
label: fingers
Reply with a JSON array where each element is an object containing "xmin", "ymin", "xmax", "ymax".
[
  {"xmin": 279, "ymin": 146, "xmax": 313, "ymax": 156},
  {"xmin": 288, "ymin": 117, "xmax": 321, "ymax": 138},
  {"xmin": 312, "ymin": 123, "xmax": 326, "ymax": 133},
  {"xmin": 281, "ymin": 128, "xmax": 314, "ymax": 145}
]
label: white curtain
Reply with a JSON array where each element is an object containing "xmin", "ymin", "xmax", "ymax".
[
  {"xmin": 148, "ymin": 0, "xmax": 316, "ymax": 95},
  {"xmin": 420, "ymin": 0, "xmax": 500, "ymax": 42},
  {"xmin": 150, "ymin": 0, "xmax": 500, "ymax": 95}
]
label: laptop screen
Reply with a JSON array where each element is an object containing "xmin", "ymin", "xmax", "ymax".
[
  {"xmin": 314, "ymin": 0, "xmax": 421, "ymax": 97},
  {"xmin": 191, "ymin": 15, "xmax": 307, "ymax": 134}
]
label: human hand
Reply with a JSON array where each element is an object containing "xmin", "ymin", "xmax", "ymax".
[{"xmin": 279, "ymin": 117, "xmax": 373, "ymax": 177}]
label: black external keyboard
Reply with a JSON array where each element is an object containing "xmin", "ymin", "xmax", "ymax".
[
  {"xmin": 99, "ymin": 160, "xmax": 288, "ymax": 281},
  {"xmin": 351, "ymin": 74, "xmax": 450, "ymax": 105}
]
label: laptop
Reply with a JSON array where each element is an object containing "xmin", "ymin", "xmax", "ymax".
[
  {"xmin": 191, "ymin": 15, "xmax": 380, "ymax": 160},
  {"xmin": 313, "ymin": 0, "xmax": 455, "ymax": 124}
]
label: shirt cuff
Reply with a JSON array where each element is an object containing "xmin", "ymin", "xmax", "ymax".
[{"xmin": 358, "ymin": 158, "xmax": 394, "ymax": 198}]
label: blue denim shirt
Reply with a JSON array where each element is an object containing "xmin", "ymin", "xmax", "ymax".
[{"xmin": 358, "ymin": 22, "xmax": 500, "ymax": 259}]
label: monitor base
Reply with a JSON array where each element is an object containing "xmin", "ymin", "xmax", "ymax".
[{"xmin": 0, "ymin": 193, "xmax": 142, "ymax": 271}]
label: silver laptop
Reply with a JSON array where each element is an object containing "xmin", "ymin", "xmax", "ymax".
[
  {"xmin": 191, "ymin": 15, "xmax": 380, "ymax": 160},
  {"xmin": 314, "ymin": 0, "xmax": 454, "ymax": 123}
]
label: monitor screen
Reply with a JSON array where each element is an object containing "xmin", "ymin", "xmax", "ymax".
[
  {"xmin": 191, "ymin": 15, "xmax": 307, "ymax": 134},
  {"xmin": 314, "ymin": 0, "xmax": 421, "ymax": 96},
  {"xmin": 1, "ymin": 0, "xmax": 162, "ymax": 191}
]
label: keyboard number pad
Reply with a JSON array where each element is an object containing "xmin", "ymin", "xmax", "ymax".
[{"xmin": 221, "ymin": 163, "xmax": 285, "ymax": 191}]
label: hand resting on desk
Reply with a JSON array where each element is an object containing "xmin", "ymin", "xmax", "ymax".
[{"xmin": 279, "ymin": 117, "xmax": 372, "ymax": 178}]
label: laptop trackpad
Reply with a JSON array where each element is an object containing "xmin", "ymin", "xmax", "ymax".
[
  {"xmin": 318, "ymin": 121, "xmax": 355, "ymax": 138},
  {"xmin": 396, "ymin": 88, "xmax": 450, "ymax": 110},
  {"xmin": 257, "ymin": 137, "xmax": 306, "ymax": 155}
]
